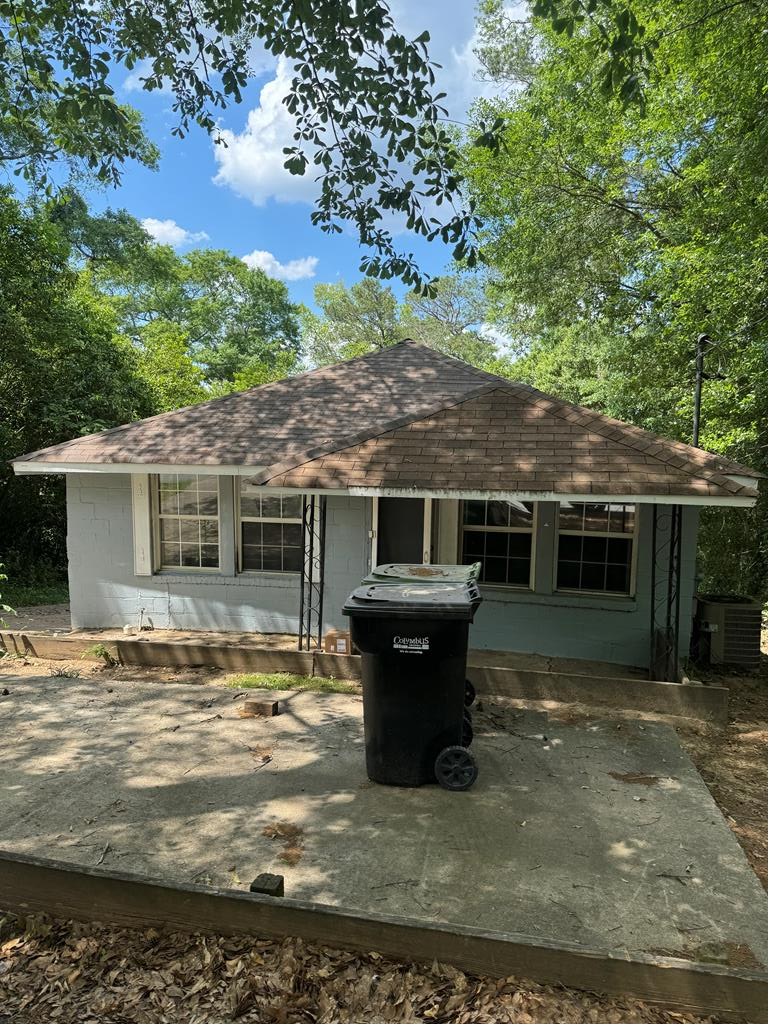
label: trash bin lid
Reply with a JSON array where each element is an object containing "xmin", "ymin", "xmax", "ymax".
[
  {"xmin": 363, "ymin": 562, "xmax": 481, "ymax": 584},
  {"xmin": 343, "ymin": 581, "xmax": 481, "ymax": 620}
]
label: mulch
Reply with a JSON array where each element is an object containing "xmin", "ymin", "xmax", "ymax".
[{"xmin": 0, "ymin": 913, "xmax": 714, "ymax": 1024}]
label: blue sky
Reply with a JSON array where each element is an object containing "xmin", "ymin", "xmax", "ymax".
[{"xmin": 84, "ymin": 2, "xmax": 493, "ymax": 309}]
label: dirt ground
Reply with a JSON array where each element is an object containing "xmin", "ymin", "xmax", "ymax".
[{"xmin": 0, "ymin": 915, "xmax": 715, "ymax": 1024}]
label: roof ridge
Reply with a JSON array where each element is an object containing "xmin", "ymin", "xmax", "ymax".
[
  {"xmin": 257, "ymin": 381, "xmax": 501, "ymax": 485},
  {"xmin": 495, "ymin": 383, "xmax": 759, "ymax": 488}
]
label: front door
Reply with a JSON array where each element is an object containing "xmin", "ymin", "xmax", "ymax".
[{"xmin": 375, "ymin": 497, "xmax": 426, "ymax": 565}]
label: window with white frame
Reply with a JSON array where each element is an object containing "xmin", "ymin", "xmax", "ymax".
[
  {"xmin": 239, "ymin": 481, "xmax": 303, "ymax": 572},
  {"xmin": 156, "ymin": 474, "xmax": 219, "ymax": 570},
  {"xmin": 556, "ymin": 502, "xmax": 636, "ymax": 594},
  {"xmin": 460, "ymin": 500, "xmax": 535, "ymax": 586}
]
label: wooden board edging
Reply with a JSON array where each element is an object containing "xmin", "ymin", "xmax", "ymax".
[
  {"xmin": 468, "ymin": 664, "xmax": 729, "ymax": 725},
  {"xmin": 1, "ymin": 630, "xmax": 727, "ymax": 723},
  {"xmin": 0, "ymin": 850, "xmax": 766, "ymax": 1022}
]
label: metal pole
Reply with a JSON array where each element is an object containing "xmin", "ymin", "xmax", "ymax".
[
  {"xmin": 649, "ymin": 505, "xmax": 658, "ymax": 679},
  {"xmin": 692, "ymin": 333, "xmax": 710, "ymax": 448}
]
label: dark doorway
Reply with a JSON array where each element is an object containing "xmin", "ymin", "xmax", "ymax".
[{"xmin": 376, "ymin": 497, "xmax": 425, "ymax": 565}]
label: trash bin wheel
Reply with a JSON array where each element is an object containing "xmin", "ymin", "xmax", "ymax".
[
  {"xmin": 434, "ymin": 745, "xmax": 478, "ymax": 791},
  {"xmin": 464, "ymin": 679, "xmax": 476, "ymax": 708}
]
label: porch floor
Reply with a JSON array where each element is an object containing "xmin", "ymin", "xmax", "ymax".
[{"xmin": 1, "ymin": 674, "xmax": 766, "ymax": 968}]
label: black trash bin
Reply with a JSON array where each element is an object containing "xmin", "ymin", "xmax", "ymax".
[{"xmin": 342, "ymin": 581, "xmax": 482, "ymax": 791}]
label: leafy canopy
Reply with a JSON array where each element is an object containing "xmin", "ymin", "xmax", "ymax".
[
  {"xmin": 467, "ymin": 0, "xmax": 768, "ymax": 594},
  {"xmin": 300, "ymin": 274, "xmax": 507, "ymax": 370}
]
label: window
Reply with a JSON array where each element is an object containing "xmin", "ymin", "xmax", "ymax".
[
  {"xmin": 556, "ymin": 502, "xmax": 636, "ymax": 595},
  {"xmin": 239, "ymin": 481, "xmax": 303, "ymax": 573},
  {"xmin": 460, "ymin": 500, "xmax": 534, "ymax": 586},
  {"xmin": 156, "ymin": 474, "xmax": 219, "ymax": 570}
]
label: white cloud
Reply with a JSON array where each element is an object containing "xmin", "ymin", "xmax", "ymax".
[
  {"xmin": 141, "ymin": 218, "xmax": 210, "ymax": 248},
  {"xmin": 242, "ymin": 249, "xmax": 318, "ymax": 281},
  {"xmin": 212, "ymin": 59, "xmax": 317, "ymax": 206}
]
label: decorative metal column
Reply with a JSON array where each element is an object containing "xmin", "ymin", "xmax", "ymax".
[
  {"xmin": 648, "ymin": 504, "xmax": 683, "ymax": 681},
  {"xmin": 298, "ymin": 495, "xmax": 327, "ymax": 651}
]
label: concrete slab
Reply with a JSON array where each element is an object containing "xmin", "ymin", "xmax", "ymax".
[{"xmin": 1, "ymin": 675, "xmax": 767, "ymax": 969}]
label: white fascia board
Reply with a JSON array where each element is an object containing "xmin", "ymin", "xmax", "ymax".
[
  {"xmin": 244, "ymin": 483, "xmax": 757, "ymax": 507},
  {"xmin": 12, "ymin": 462, "xmax": 268, "ymax": 477}
]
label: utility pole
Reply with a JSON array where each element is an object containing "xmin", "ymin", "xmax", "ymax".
[{"xmin": 692, "ymin": 333, "xmax": 711, "ymax": 448}]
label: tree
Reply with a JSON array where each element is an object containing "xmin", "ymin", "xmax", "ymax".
[
  {"xmin": 0, "ymin": 0, "xmax": 494, "ymax": 292},
  {"xmin": 466, "ymin": 0, "xmax": 768, "ymax": 595},
  {"xmin": 0, "ymin": 190, "xmax": 155, "ymax": 574},
  {"xmin": 92, "ymin": 245, "xmax": 302, "ymax": 387},
  {"xmin": 301, "ymin": 274, "xmax": 506, "ymax": 369}
]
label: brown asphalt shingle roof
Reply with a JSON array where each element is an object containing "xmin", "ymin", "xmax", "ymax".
[{"xmin": 13, "ymin": 340, "xmax": 760, "ymax": 502}]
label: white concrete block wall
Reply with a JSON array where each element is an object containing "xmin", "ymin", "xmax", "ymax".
[{"xmin": 66, "ymin": 475, "xmax": 371, "ymax": 633}]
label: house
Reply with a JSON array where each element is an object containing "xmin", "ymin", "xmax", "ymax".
[{"xmin": 12, "ymin": 341, "xmax": 760, "ymax": 677}]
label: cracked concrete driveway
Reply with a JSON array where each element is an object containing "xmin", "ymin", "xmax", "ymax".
[{"xmin": 1, "ymin": 674, "xmax": 768, "ymax": 968}]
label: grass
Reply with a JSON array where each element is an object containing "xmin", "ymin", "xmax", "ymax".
[
  {"xmin": 226, "ymin": 672, "xmax": 360, "ymax": 694},
  {"xmin": 1, "ymin": 578, "xmax": 69, "ymax": 608}
]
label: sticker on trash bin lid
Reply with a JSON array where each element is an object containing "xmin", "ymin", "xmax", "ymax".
[{"xmin": 393, "ymin": 634, "xmax": 430, "ymax": 653}]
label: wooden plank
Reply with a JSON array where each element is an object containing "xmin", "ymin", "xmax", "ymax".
[
  {"xmin": 313, "ymin": 651, "xmax": 361, "ymax": 680},
  {"xmin": 468, "ymin": 664, "xmax": 729, "ymax": 725},
  {"xmin": 1, "ymin": 630, "xmax": 726, "ymax": 723},
  {"xmin": 0, "ymin": 850, "xmax": 765, "ymax": 1022}
]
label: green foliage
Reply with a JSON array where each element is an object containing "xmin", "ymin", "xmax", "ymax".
[
  {"xmin": 0, "ymin": 567, "xmax": 68, "ymax": 609},
  {"xmin": 93, "ymin": 246, "xmax": 302, "ymax": 387},
  {"xmin": 0, "ymin": 0, "xmax": 488, "ymax": 292},
  {"xmin": 0, "ymin": 564, "xmax": 15, "ymax": 627},
  {"xmin": 468, "ymin": 0, "xmax": 768, "ymax": 596},
  {"xmin": 0, "ymin": 189, "xmax": 156, "ymax": 572},
  {"xmin": 301, "ymin": 274, "xmax": 505, "ymax": 369}
]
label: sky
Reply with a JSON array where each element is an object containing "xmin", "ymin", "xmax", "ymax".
[{"xmin": 84, "ymin": 1, "xmax": 496, "ymax": 309}]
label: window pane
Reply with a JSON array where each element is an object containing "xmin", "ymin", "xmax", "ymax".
[
  {"xmin": 260, "ymin": 495, "xmax": 282, "ymax": 519},
  {"xmin": 160, "ymin": 542, "xmax": 181, "ymax": 568},
  {"xmin": 583, "ymin": 503, "xmax": 610, "ymax": 531},
  {"xmin": 177, "ymin": 480, "xmax": 199, "ymax": 515},
  {"xmin": 484, "ymin": 557, "xmax": 507, "ymax": 584},
  {"xmin": 582, "ymin": 536, "xmax": 608, "ymax": 563},
  {"xmin": 262, "ymin": 522, "xmax": 282, "ymax": 546},
  {"xmin": 507, "ymin": 558, "xmax": 531, "ymax": 586},
  {"xmin": 559, "ymin": 503, "xmax": 583, "ymax": 530},
  {"xmin": 261, "ymin": 548, "xmax": 282, "ymax": 571},
  {"xmin": 557, "ymin": 561, "xmax": 580, "ymax": 589},
  {"xmin": 507, "ymin": 501, "xmax": 534, "ymax": 527},
  {"xmin": 485, "ymin": 532, "xmax": 508, "ymax": 557},
  {"xmin": 160, "ymin": 517, "xmax": 180, "ymax": 545},
  {"xmin": 508, "ymin": 533, "xmax": 532, "ymax": 558},
  {"xmin": 608, "ymin": 504, "xmax": 635, "ymax": 535},
  {"xmin": 606, "ymin": 564, "xmax": 630, "ymax": 593},
  {"xmin": 200, "ymin": 519, "xmax": 219, "ymax": 544},
  {"xmin": 580, "ymin": 562, "xmax": 606, "ymax": 591},
  {"xmin": 283, "ymin": 523, "xmax": 302, "ymax": 547},
  {"xmin": 159, "ymin": 489, "xmax": 179, "ymax": 515},
  {"xmin": 462, "ymin": 532, "xmax": 485, "ymax": 559},
  {"xmin": 200, "ymin": 545, "xmax": 218, "ymax": 568},
  {"xmin": 242, "ymin": 546, "xmax": 262, "ymax": 571},
  {"xmin": 282, "ymin": 495, "xmax": 303, "ymax": 519},
  {"xmin": 180, "ymin": 519, "xmax": 200, "ymax": 544},
  {"xmin": 463, "ymin": 501, "xmax": 485, "ymax": 526},
  {"xmin": 487, "ymin": 501, "xmax": 510, "ymax": 528},
  {"xmin": 607, "ymin": 537, "xmax": 632, "ymax": 566},
  {"xmin": 198, "ymin": 492, "xmax": 218, "ymax": 515},
  {"xmin": 558, "ymin": 534, "xmax": 581, "ymax": 561},
  {"xmin": 181, "ymin": 544, "xmax": 200, "ymax": 567},
  {"xmin": 197, "ymin": 475, "xmax": 219, "ymax": 493},
  {"xmin": 283, "ymin": 547, "xmax": 303, "ymax": 572},
  {"xmin": 242, "ymin": 522, "xmax": 262, "ymax": 546}
]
